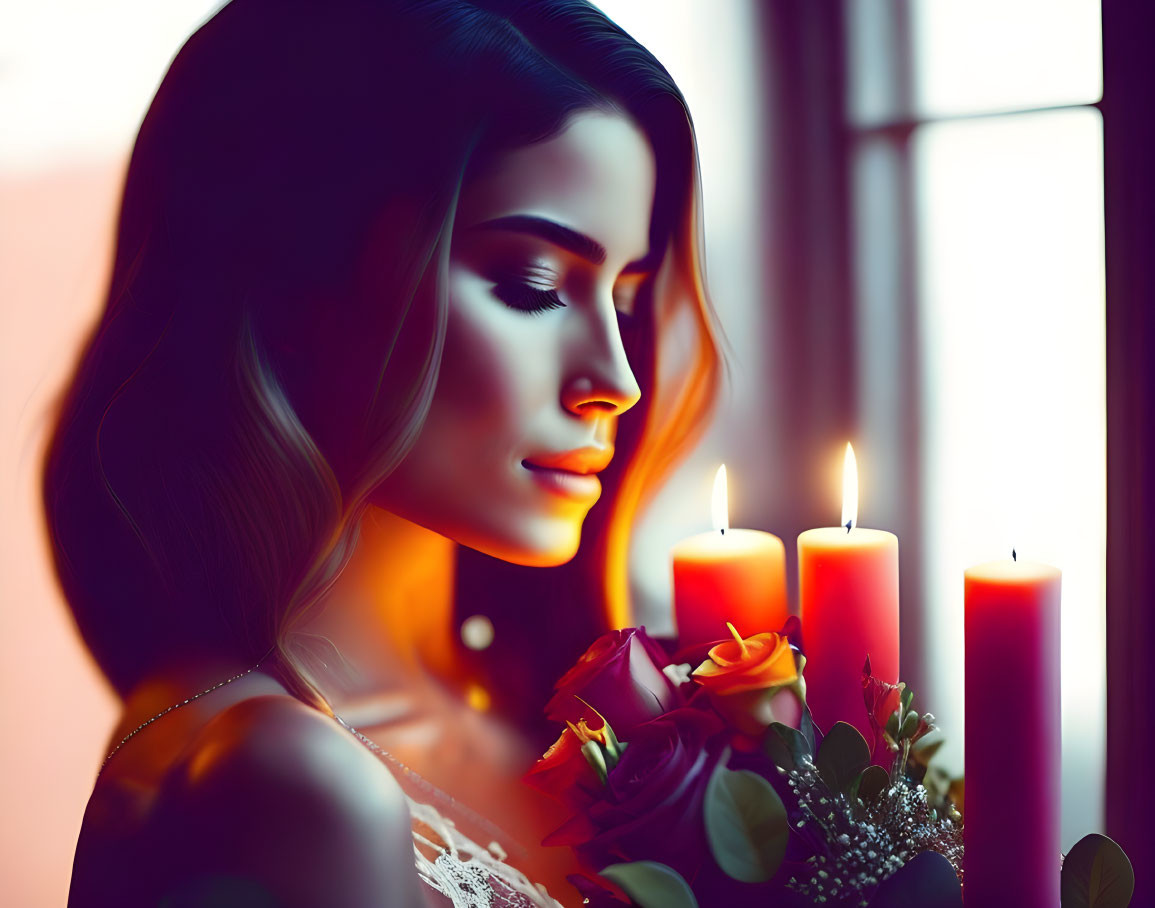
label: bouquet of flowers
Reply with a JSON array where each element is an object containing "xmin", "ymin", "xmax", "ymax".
[{"xmin": 522, "ymin": 621, "xmax": 1134, "ymax": 908}]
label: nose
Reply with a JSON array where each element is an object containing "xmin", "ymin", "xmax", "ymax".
[{"xmin": 560, "ymin": 308, "xmax": 642, "ymax": 418}]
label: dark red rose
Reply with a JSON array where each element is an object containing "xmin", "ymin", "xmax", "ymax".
[
  {"xmin": 546, "ymin": 707, "xmax": 727, "ymax": 882},
  {"xmin": 545, "ymin": 627, "xmax": 683, "ymax": 738}
]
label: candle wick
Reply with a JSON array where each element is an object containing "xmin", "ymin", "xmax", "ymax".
[
  {"xmin": 1012, "ymin": 548, "xmax": 1017, "ymax": 562},
  {"xmin": 720, "ymin": 527, "xmax": 725, "ymax": 536},
  {"xmin": 845, "ymin": 520, "xmax": 852, "ymax": 534}
]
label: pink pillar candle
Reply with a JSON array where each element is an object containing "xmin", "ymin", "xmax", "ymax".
[
  {"xmin": 797, "ymin": 527, "xmax": 900, "ymax": 741},
  {"xmin": 964, "ymin": 558, "xmax": 1061, "ymax": 907}
]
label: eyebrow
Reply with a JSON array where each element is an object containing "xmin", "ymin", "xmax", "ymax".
[{"xmin": 469, "ymin": 215, "xmax": 608, "ymax": 265}]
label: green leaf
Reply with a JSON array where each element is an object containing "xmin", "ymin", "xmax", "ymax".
[
  {"xmin": 766, "ymin": 722, "xmax": 811, "ymax": 771},
  {"xmin": 704, "ymin": 764, "xmax": 789, "ymax": 883},
  {"xmin": 901, "ymin": 685, "xmax": 914, "ymax": 713},
  {"xmin": 799, "ymin": 704, "xmax": 817, "ymax": 752},
  {"xmin": 603, "ymin": 721, "xmax": 625, "ymax": 767},
  {"xmin": 855, "ymin": 764, "xmax": 890, "ymax": 804},
  {"xmin": 1061, "ymin": 833, "xmax": 1134, "ymax": 908},
  {"xmin": 815, "ymin": 721, "xmax": 871, "ymax": 796},
  {"xmin": 599, "ymin": 861, "xmax": 699, "ymax": 908}
]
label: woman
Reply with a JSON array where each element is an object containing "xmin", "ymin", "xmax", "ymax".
[{"xmin": 44, "ymin": 0, "xmax": 724, "ymax": 904}]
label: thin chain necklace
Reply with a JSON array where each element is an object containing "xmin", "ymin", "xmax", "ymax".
[
  {"xmin": 96, "ymin": 658, "xmax": 521, "ymax": 855},
  {"xmin": 99, "ymin": 660, "xmax": 267, "ymax": 775}
]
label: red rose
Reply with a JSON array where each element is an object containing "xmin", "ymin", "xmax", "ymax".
[
  {"xmin": 545, "ymin": 628, "xmax": 682, "ymax": 738},
  {"xmin": 862, "ymin": 656, "xmax": 903, "ymax": 766},
  {"xmin": 522, "ymin": 726, "xmax": 604, "ymax": 811},
  {"xmin": 545, "ymin": 707, "xmax": 727, "ymax": 882},
  {"xmin": 863, "ymin": 666, "xmax": 902, "ymax": 736}
]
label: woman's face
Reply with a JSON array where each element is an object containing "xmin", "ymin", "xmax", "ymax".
[{"xmin": 372, "ymin": 110, "xmax": 655, "ymax": 566}]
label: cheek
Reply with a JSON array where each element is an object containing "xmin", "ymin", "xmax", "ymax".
[{"xmin": 433, "ymin": 274, "xmax": 556, "ymax": 447}]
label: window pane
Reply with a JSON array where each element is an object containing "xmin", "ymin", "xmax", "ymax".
[
  {"xmin": 848, "ymin": 0, "xmax": 1103, "ymax": 126},
  {"xmin": 845, "ymin": 0, "xmax": 910, "ymax": 127},
  {"xmin": 915, "ymin": 108, "xmax": 1105, "ymax": 849},
  {"xmin": 912, "ymin": 0, "xmax": 1102, "ymax": 118}
]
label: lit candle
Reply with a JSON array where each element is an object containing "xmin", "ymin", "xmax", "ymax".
[
  {"xmin": 797, "ymin": 444, "xmax": 899, "ymax": 741},
  {"xmin": 964, "ymin": 553, "xmax": 1061, "ymax": 907},
  {"xmin": 672, "ymin": 465, "xmax": 789, "ymax": 649}
]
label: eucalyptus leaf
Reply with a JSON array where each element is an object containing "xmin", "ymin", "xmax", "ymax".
[
  {"xmin": 766, "ymin": 722, "xmax": 811, "ymax": 771},
  {"xmin": 856, "ymin": 764, "xmax": 890, "ymax": 804},
  {"xmin": 599, "ymin": 861, "xmax": 699, "ymax": 908},
  {"xmin": 1061, "ymin": 833, "xmax": 1134, "ymax": 908},
  {"xmin": 800, "ymin": 704, "xmax": 818, "ymax": 752},
  {"xmin": 704, "ymin": 764, "xmax": 789, "ymax": 883},
  {"xmin": 815, "ymin": 721, "xmax": 871, "ymax": 796}
]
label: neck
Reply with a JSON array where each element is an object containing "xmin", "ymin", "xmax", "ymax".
[{"xmin": 302, "ymin": 505, "xmax": 460, "ymax": 695}]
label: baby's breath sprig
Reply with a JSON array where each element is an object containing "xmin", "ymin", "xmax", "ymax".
[{"xmin": 778, "ymin": 755, "xmax": 962, "ymax": 906}]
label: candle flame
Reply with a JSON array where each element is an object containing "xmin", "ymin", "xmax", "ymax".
[
  {"xmin": 712, "ymin": 464, "xmax": 729, "ymax": 534},
  {"xmin": 841, "ymin": 443, "xmax": 858, "ymax": 531}
]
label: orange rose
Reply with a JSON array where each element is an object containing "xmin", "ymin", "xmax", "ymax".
[
  {"xmin": 692, "ymin": 623, "xmax": 798, "ymax": 694},
  {"xmin": 691, "ymin": 623, "xmax": 806, "ymax": 737}
]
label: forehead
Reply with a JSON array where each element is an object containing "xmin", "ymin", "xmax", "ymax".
[{"xmin": 455, "ymin": 111, "xmax": 657, "ymax": 264}]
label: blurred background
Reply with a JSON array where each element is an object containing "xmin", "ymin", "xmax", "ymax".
[{"xmin": 4, "ymin": 1, "xmax": 1151, "ymax": 904}]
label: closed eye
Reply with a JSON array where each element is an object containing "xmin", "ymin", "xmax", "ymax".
[{"xmin": 492, "ymin": 281, "xmax": 566, "ymax": 315}]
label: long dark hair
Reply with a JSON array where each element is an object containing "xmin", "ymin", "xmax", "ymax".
[{"xmin": 42, "ymin": 0, "xmax": 724, "ymax": 718}]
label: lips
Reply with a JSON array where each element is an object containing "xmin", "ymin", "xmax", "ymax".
[
  {"xmin": 522, "ymin": 446, "xmax": 612, "ymax": 501},
  {"xmin": 522, "ymin": 446, "xmax": 614, "ymax": 475}
]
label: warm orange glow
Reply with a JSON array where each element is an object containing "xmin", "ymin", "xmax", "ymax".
[
  {"xmin": 842, "ymin": 443, "xmax": 858, "ymax": 531},
  {"xmin": 465, "ymin": 682, "xmax": 491, "ymax": 712},
  {"xmin": 712, "ymin": 464, "xmax": 729, "ymax": 533}
]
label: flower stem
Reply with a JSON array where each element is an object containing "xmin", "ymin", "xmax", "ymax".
[{"xmin": 894, "ymin": 738, "xmax": 911, "ymax": 784}]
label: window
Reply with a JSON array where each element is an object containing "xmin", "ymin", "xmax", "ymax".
[{"xmin": 848, "ymin": 0, "xmax": 1105, "ymax": 848}]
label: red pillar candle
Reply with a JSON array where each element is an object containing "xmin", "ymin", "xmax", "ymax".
[
  {"xmin": 964, "ymin": 556, "xmax": 1061, "ymax": 908},
  {"xmin": 672, "ymin": 465, "xmax": 789, "ymax": 649},
  {"xmin": 797, "ymin": 444, "xmax": 900, "ymax": 741}
]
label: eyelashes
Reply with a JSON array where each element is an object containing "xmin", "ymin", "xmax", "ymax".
[
  {"xmin": 491, "ymin": 279, "xmax": 639, "ymax": 329},
  {"xmin": 492, "ymin": 281, "xmax": 566, "ymax": 315}
]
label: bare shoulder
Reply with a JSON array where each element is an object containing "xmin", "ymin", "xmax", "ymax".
[
  {"xmin": 172, "ymin": 694, "xmax": 401, "ymax": 813},
  {"xmin": 152, "ymin": 695, "xmax": 425, "ymax": 907}
]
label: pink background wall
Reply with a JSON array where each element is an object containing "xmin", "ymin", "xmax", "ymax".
[{"xmin": 1, "ymin": 162, "xmax": 124, "ymax": 905}]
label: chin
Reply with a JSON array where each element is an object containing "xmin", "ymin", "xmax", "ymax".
[{"xmin": 464, "ymin": 518, "xmax": 583, "ymax": 568}]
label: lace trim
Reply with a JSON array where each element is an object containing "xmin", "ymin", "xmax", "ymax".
[{"xmin": 334, "ymin": 715, "xmax": 563, "ymax": 908}]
